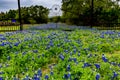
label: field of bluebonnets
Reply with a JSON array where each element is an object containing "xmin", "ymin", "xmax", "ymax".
[{"xmin": 0, "ymin": 23, "xmax": 120, "ymax": 80}]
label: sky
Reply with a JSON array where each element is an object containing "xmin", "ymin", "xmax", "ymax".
[{"xmin": 0, "ymin": 0, "xmax": 62, "ymax": 17}]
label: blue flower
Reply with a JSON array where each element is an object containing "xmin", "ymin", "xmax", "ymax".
[
  {"xmin": 73, "ymin": 49, "xmax": 76, "ymax": 53},
  {"xmin": 73, "ymin": 58, "xmax": 77, "ymax": 62},
  {"xmin": 59, "ymin": 54, "xmax": 65, "ymax": 60},
  {"xmin": 78, "ymin": 53, "xmax": 80, "ymax": 56},
  {"xmin": 0, "ymin": 42, "xmax": 5, "ymax": 46},
  {"xmin": 33, "ymin": 50, "xmax": 38, "ymax": 53},
  {"xmin": 64, "ymin": 74, "xmax": 69, "ymax": 79},
  {"xmin": 102, "ymin": 54, "xmax": 108, "ymax": 62},
  {"xmin": 50, "ymin": 71, "xmax": 53, "ymax": 75},
  {"xmin": 110, "ymin": 62, "xmax": 117, "ymax": 66},
  {"xmin": 87, "ymin": 54, "xmax": 92, "ymax": 58},
  {"xmin": 0, "ymin": 77, "xmax": 3, "ymax": 80},
  {"xmin": 14, "ymin": 42, "xmax": 19, "ymax": 46},
  {"xmin": 33, "ymin": 74, "xmax": 40, "ymax": 80},
  {"xmin": 96, "ymin": 73, "xmax": 100, "ymax": 80},
  {"xmin": 94, "ymin": 64, "xmax": 100, "ymax": 69},
  {"xmin": 44, "ymin": 74, "xmax": 49, "ymax": 79},
  {"xmin": 82, "ymin": 63, "xmax": 91, "ymax": 68},
  {"xmin": 118, "ymin": 64, "xmax": 120, "ymax": 67},
  {"xmin": 100, "ymin": 34, "xmax": 104, "ymax": 38},
  {"xmin": 1, "ymin": 37, "xmax": 6, "ymax": 40},
  {"xmin": 37, "ymin": 69, "xmax": 42, "ymax": 77},
  {"xmin": 113, "ymin": 72, "xmax": 118, "ymax": 78},
  {"xmin": 67, "ymin": 72, "xmax": 71, "ymax": 78},
  {"xmin": 67, "ymin": 64, "xmax": 70, "ymax": 71}
]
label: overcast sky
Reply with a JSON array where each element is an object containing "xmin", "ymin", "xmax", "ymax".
[{"xmin": 0, "ymin": 0, "xmax": 62, "ymax": 17}]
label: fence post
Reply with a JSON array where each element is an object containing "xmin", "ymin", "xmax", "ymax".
[
  {"xmin": 90, "ymin": 0, "xmax": 94, "ymax": 28},
  {"xmin": 18, "ymin": 0, "xmax": 23, "ymax": 31}
]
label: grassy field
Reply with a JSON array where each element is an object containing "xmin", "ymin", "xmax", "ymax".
[
  {"xmin": 0, "ymin": 24, "xmax": 41, "ymax": 32},
  {"xmin": 0, "ymin": 29, "xmax": 120, "ymax": 80}
]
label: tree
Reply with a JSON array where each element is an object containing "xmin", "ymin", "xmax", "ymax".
[{"xmin": 62, "ymin": 0, "xmax": 120, "ymax": 26}]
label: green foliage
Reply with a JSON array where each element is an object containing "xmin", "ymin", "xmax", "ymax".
[
  {"xmin": 62, "ymin": 0, "xmax": 120, "ymax": 26},
  {"xmin": 0, "ymin": 5, "xmax": 49, "ymax": 24}
]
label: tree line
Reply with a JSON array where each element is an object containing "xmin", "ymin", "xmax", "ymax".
[
  {"xmin": 0, "ymin": 5, "xmax": 49, "ymax": 24},
  {"xmin": 0, "ymin": 1, "xmax": 120, "ymax": 27},
  {"xmin": 61, "ymin": 0, "xmax": 120, "ymax": 27}
]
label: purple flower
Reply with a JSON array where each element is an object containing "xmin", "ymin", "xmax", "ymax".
[
  {"xmin": 96, "ymin": 73, "xmax": 100, "ymax": 80},
  {"xmin": 94, "ymin": 64, "xmax": 100, "ymax": 69}
]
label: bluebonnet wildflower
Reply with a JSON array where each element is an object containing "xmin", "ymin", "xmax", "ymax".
[
  {"xmin": 94, "ymin": 64, "xmax": 100, "ymax": 69},
  {"xmin": 70, "ymin": 52, "xmax": 73, "ymax": 56},
  {"xmin": 96, "ymin": 73, "xmax": 100, "ymax": 80},
  {"xmin": 82, "ymin": 63, "xmax": 91, "ymax": 68},
  {"xmin": 64, "ymin": 74, "xmax": 69, "ymax": 79},
  {"xmin": 73, "ymin": 49, "xmax": 76, "ymax": 53},
  {"xmin": 50, "ymin": 71, "xmax": 53, "ymax": 75},
  {"xmin": 0, "ymin": 72, "xmax": 3, "ymax": 75},
  {"xmin": 37, "ymin": 55, "xmax": 40, "ymax": 58},
  {"xmin": 37, "ymin": 69, "xmax": 42, "ymax": 77},
  {"xmin": 87, "ymin": 54, "xmax": 92, "ymax": 58},
  {"xmin": 112, "ymin": 72, "xmax": 118, "ymax": 78},
  {"xmin": 59, "ymin": 54, "xmax": 65, "ymax": 60},
  {"xmin": 14, "ymin": 42, "xmax": 19, "ymax": 46},
  {"xmin": 1, "ymin": 37, "xmax": 6, "ymax": 40},
  {"xmin": 33, "ymin": 74, "xmax": 40, "ymax": 80},
  {"xmin": 73, "ymin": 58, "xmax": 77, "ymax": 62},
  {"xmin": 78, "ymin": 53, "xmax": 80, "ymax": 56},
  {"xmin": 13, "ymin": 77, "xmax": 19, "ymax": 80},
  {"xmin": 22, "ymin": 52, "xmax": 26, "ymax": 55},
  {"xmin": 0, "ymin": 42, "xmax": 5, "ymax": 46},
  {"xmin": 67, "ymin": 72, "xmax": 71, "ymax": 78},
  {"xmin": 67, "ymin": 64, "xmax": 70, "ymax": 71},
  {"xmin": 100, "ymin": 34, "xmax": 104, "ymax": 38},
  {"xmin": 44, "ymin": 74, "xmax": 49, "ymax": 79},
  {"xmin": 0, "ymin": 77, "xmax": 3, "ymax": 80},
  {"xmin": 33, "ymin": 50, "xmax": 38, "ymax": 53},
  {"xmin": 23, "ymin": 75, "xmax": 29, "ymax": 80},
  {"xmin": 118, "ymin": 64, "xmax": 120, "ymax": 67},
  {"xmin": 102, "ymin": 54, "xmax": 108, "ymax": 62},
  {"xmin": 110, "ymin": 62, "xmax": 117, "ymax": 66}
]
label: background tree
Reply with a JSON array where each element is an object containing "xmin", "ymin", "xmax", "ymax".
[
  {"xmin": 0, "ymin": 5, "xmax": 49, "ymax": 24},
  {"xmin": 62, "ymin": 0, "xmax": 120, "ymax": 27}
]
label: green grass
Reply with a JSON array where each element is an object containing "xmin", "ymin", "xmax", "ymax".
[{"xmin": 0, "ymin": 24, "xmax": 41, "ymax": 32}]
